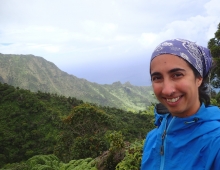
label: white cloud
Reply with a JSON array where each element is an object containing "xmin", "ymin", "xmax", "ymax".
[
  {"xmin": 205, "ymin": 0, "xmax": 220, "ymax": 16},
  {"xmin": 138, "ymin": 0, "xmax": 220, "ymax": 49},
  {"xmin": 0, "ymin": 0, "xmax": 219, "ymax": 85},
  {"xmin": 139, "ymin": 33, "xmax": 158, "ymax": 49}
]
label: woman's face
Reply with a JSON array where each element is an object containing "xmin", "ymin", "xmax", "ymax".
[{"xmin": 150, "ymin": 54, "xmax": 202, "ymax": 117}]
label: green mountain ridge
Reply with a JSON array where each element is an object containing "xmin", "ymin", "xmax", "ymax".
[{"xmin": 0, "ymin": 53, "xmax": 156, "ymax": 111}]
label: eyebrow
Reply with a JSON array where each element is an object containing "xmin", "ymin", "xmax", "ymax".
[
  {"xmin": 150, "ymin": 68, "xmax": 186, "ymax": 77},
  {"xmin": 168, "ymin": 68, "xmax": 186, "ymax": 73}
]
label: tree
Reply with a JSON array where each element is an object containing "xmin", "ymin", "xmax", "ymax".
[
  {"xmin": 208, "ymin": 23, "xmax": 220, "ymax": 88},
  {"xmin": 54, "ymin": 103, "xmax": 116, "ymax": 162}
]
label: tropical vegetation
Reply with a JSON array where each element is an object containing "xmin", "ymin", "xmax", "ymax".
[{"xmin": 0, "ymin": 82, "xmax": 155, "ymax": 169}]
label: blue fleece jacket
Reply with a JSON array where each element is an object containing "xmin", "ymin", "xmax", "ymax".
[{"xmin": 141, "ymin": 104, "xmax": 220, "ymax": 170}]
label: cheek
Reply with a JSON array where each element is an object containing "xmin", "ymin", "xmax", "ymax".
[
  {"xmin": 175, "ymin": 81, "xmax": 195, "ymax": 94},
  {"xmin": 152, "ymin": 83, "xmax": 161, "ymax": 95},
  {"xmin": 176, "ymin": 82, "xmax": 187, "ymax": 89}
]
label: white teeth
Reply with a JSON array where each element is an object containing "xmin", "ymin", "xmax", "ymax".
[{"xmin": 167, "ymin": 97, "xmax": 180, "ymax": 103}]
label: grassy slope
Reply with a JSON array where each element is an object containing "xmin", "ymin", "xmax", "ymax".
[{"xmin": 0, "ymin": 53, "xmax": 157, "ymax": 111}]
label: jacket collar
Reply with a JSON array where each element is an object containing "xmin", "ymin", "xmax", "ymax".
[{"xmin": 154, "ymin": 103, "xmax": 220, "ymax": 131}]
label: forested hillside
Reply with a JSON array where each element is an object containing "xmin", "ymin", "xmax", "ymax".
[
  {"xmin": 0, "ymin": 53, "xmax": 156, "ymax": 111},
  {"xmin": 0, "ymin": 82, "xmax": 155, "ymax": 169}
]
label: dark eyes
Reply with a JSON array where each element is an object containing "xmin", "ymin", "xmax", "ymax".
[
  {"xmin": 151, "ymin": 76, "xmax": 162, "ymax": 82},
  {"xmin": 151, "ymin": 73, "xmax": 183, "ymax": 82},
  {"xmin": 173, "ymin": 73, "xmax": 183, "ymax": 78}
]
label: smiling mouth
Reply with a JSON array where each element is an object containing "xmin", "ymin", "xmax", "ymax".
[{"xmin": 166, "ymin": 96, "xmax": 180, "ymax": 103}]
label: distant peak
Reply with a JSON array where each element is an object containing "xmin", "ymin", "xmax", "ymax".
[
  {"xmin": 112, "ymin": 81, "xmax": 122, "ymax": 85},
  {"xmin": 124, "ymin": 81, "xmax": 131, "ymax": 86}
]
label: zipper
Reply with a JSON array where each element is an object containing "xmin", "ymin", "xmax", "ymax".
[
  {"xmin": 160, "ymin": 116, "xmax": 175, "ymax": 170},
  {"xmin": 160, "ymin": 130, "xmax": 166, "ymax": 155}
]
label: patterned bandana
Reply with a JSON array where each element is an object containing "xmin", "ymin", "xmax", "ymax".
[{"xmin": 151, "ymin": 38, "xmax": 212, "ymax": 77}]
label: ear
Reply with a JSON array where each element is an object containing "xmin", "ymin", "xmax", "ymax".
[{"xmin": 196, "ymin": 77, "xmax": 203, "ymax": 87}]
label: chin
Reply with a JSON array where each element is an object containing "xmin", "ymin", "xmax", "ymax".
[{"xmin": 166, "ymin": 107, "xmax": 181, "ymax": 115}]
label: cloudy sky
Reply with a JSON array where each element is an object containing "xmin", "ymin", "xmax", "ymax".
[{"xmin": 0, "ymin": 0, "xmax": 220, "ymax": 86}]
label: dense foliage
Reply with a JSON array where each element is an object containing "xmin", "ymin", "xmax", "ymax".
[
  {"xmin": 116, "ymin": 140, "xmax": 144, "ymax": 170},
  {"xmin": 1, "ymin": 140, "xmax": 145, "ymax": 170},
  {"xmin": 1, "ymin": 155, "xmax": 97, "ymax": 170},
  {"xmin": 208, "ymin": 22, "xmax": 220, "ymax": 103},
  {"xmin": 54, "ymin": 103, "xmax": 116, "ymax": 162},
  {"xmin": 0, "ymin": 82, "xmax": 84, "ymax": 167},
  {"xmin": 208, "ymin": 23, "xmax": 220, "ymax": 88},
  {"xmin": 0, "ymin": 82, "xmax": 155, "ymax": 169}
]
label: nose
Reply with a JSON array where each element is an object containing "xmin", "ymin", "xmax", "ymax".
[{"xmin": 162, "ymin": 79, "xmax": 175, "ymax": 96}]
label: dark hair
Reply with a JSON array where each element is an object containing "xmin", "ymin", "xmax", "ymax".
[{"xmin": 189, "ymin": 64, "xmax": 211, "ymax": 106}]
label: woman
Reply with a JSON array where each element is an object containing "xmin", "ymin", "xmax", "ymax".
[{"xmin": 141, "ymin": 39, "xmax": 220, "ymax": 170}]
